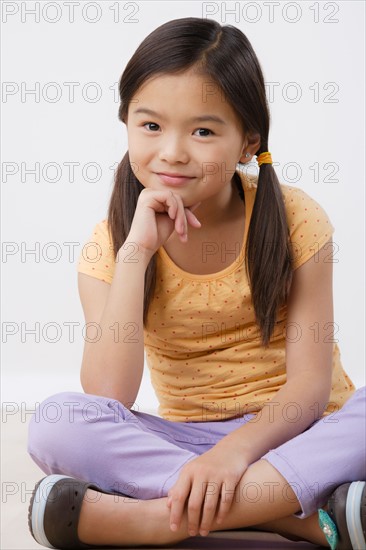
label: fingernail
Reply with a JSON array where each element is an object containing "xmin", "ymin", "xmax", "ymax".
[
  {"xmin": 200, "ymin": 530, "xmax": 209, "ymax": 537},
  {"xmin": 170, "ymin": 523, "xmax": 177, "ymax": 532}
]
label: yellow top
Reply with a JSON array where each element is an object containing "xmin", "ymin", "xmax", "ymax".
[{"xmin": 77, "ymin": 170, "xmax": 356, "ymax": 422}]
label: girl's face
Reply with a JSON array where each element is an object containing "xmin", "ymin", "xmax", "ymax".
[{"xmin": 125, "ymin": 69, "xmax": 250, "ymax": 217}]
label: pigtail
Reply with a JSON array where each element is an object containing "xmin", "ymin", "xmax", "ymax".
[{"xmin": 244, "ymin": 158, "xmax": 294, "ymax": 348}]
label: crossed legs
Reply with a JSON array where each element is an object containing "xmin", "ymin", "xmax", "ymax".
[{"xmin": 77, "ymin": 458, "xmax": 329, "ymax": 547}]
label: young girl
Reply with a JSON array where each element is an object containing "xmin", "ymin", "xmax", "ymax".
[{"xmin": 27, "ymin": 17, "xmax": 365, "ymax": 550}]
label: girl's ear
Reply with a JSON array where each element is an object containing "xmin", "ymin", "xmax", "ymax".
[{"xmin": 239, "ymin": 132, "xmax": 261, "ymax": 163}]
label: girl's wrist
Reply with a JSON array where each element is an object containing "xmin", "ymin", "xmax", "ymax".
[
  {"xmin": 215, "ymin": 431, "xmax": 258, "ymax": 465},
  {"xmin": 117, "ymin": 240, "xmax": 154, "ymax": 267}
]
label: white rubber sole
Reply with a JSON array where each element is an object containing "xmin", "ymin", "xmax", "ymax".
[
  {"xmin": 30, "ymin": 474, "xmax": 75, "ymax": 549},
  {"xmin": 347, "ymin": 481, "xmax": 366, "ymax": 550}
]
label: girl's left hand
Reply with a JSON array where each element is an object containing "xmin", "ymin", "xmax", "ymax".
[{"xmin": 166, "ymin": 442, "xmax": 249, "ymax": 537}]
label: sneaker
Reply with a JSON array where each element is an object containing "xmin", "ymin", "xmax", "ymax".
[
  {"xmin": 318, "ymin": 481, "xmax": 366, "ymax": 550},
  {"xmin": 28, "ymin": 474, "xmax": 123, "ymax": 549}
]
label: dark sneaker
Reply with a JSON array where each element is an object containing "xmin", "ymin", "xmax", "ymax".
[
  {"xmin": 28, "ymin": 474, "xmax": 123, "ymax": 549},
  {"xmin": 318, "ymin": 481, "xmax": 366, "ymax": 549}
]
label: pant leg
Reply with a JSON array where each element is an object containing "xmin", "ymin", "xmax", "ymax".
[
  {"xmin": 27, "ymin": 391, "xmax": 198, "ymax": 500},
  {"xmin": 262, "ymin": 386, "xmax": 366, "ymax": 519}
]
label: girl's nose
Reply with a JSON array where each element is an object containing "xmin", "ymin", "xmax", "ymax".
[{"xmin": 158, "ymin": 136, "xmax": 189, "ymax": 164}]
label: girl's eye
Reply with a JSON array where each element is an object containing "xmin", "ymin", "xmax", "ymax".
[
  {"xmin": 142, "ymin": 122, "xmax": 214, "ymax": 137},
  {"xmin": 143, "ymin": 122, "xmax": 160, "ymax": 132},
  {"xmin": 194, "ymin": 128, "xmax": 214, "ymax": 137}
]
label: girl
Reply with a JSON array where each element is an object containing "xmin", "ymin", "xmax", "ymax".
[{"xmin": 27, "ymin": 17, "xmax": 365, "ymax": 550}]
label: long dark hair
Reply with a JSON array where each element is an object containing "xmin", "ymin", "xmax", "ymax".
[{"xmin": 107, "ymin": 17, "xmax": 294, "ymax": 348}]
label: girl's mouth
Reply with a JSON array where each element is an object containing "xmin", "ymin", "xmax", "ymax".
[{"xmin": 156, "ymin": 173, "xmax": 194, "ymax": 186}]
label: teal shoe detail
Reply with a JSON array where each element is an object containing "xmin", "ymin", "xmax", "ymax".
[{"xmin": 318, "ymin": 508, "xmax": 339, "ymax": 550}]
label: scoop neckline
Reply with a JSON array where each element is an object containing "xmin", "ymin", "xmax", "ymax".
[{"xmin": 157, "ymin": 170, "xmax": 254, "ymax": 281}]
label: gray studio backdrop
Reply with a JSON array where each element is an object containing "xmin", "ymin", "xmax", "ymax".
[{"xmin": 2, "ymin": 1, "xmax": 365, "ymax": 413}]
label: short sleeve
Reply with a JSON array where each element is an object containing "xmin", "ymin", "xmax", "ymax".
[
  {"xmin": 77, "ymin": 219, "xmax": 116, "ymax": 284},
  {"xmin": 283, "ymin": 185, "xmax": 335, "ymax": 270}
]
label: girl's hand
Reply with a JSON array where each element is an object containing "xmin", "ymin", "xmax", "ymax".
[
  {"xmin": 166, "ymin": 443, "xmax": 249, "ymax": 537},
  {"xmin": 127, "ymin": 188, "xmax": 201, "ymax": 255}
]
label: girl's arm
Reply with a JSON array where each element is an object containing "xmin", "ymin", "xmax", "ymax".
[
  {"xmin": 79, "ymin": 243, "xmax": 153, "ymax": 408},
  {"xmin": 79, "ymin": 189, "xmax": 201, "ymax": 408},
  {"xmin": 216, "ymin": 237, "xmax": 335, "ymax": 463}
]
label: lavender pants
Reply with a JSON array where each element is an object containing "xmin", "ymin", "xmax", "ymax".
[{"xmin": 27, "ymin": 386, "xmax": 366, "ymax": 519}]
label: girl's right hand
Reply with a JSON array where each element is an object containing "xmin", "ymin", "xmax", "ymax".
[{"xmin": 126, "ymin": 188, "xmax": 202, "ymax": 256}]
